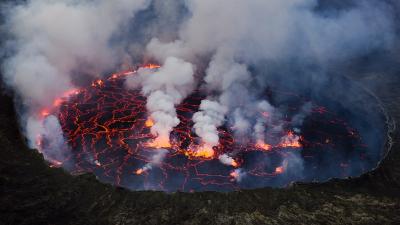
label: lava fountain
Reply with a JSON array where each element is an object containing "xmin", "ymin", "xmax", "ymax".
[{"xmin": 36, "ymin": 65, "xmax": 387, "ymax": 192}]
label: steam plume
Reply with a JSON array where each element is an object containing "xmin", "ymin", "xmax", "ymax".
[
  {"xmin": 126, "ymin": 57, "xmax": 194, "ymax": 147},
  {"xmin": 136, "ymin": 149, "xmax": 168, "ymax": 174},
  {"xmin": 1, "ymin": 0, "xmax": 151, "ymax": 163},
  {"xmin": 146, "ymin": 0, "xmax": 394, "ymax": 150}
]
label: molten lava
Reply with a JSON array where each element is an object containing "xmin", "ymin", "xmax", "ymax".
[
  {"xmin": 135, "ymin": 168, "xmax": 144, "ymax": 175},
  {"xmin": 255, "ymin": 140, "xmax": 272, "ymax": 151},
  {"xmin": 186, "ymin": 145, "xmax": 215, "ymax": 159},
  {"xmin": 36, "ymin": 64, "xmax": 369, "ymax": 192},
  {"xmin": 279, "ymin": 131, "xmax": 302, "ymax": 148},
  {"xmin": 275, "ymin": 166, "xmax": 284, "ymax": 174},
  {"xmin": 144, "ymin": 118, "xmax": 154, "ymax": 127},
  {"xmin": 145, "ymin": 136, "xmax": 172, "ymax": 149}
]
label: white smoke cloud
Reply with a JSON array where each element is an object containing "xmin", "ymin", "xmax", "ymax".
[
  {"xmin": 188, "ymin": 48, "xmax": 252, "ymax": 147},
  {"xmin": 3, "ymin": 0, "xmax": 151, "ymax": 108},
  {"xmin": 27, "ymin": 115, "xmax": 69, "ymax": 164},
  {"xmin": 253, "ymin": 100, "xmax": 277, "ymax": 142},
  {"xmin": 204, "ymin": 48, "xmax": 251, "ymax": 92},
  {"xmin": 230, "ymin": 168, "xmax": 246, "ymax": 183},
  {"xmin": 231, "ymin": 109, "xmax": 251, "ymax": 137},
  {"xmin": 178, "ymin": 0, "xmax": 393, "ymax": 64},
  {"xmin": 146, "ymin": 91, "xmax": 180, "ymax": 140},
  {"xmin": 126, "ymin": 57, "xmax": 194, "ymax": 144},
  {"xmin": 192, "ymin": 99, "xmax": 227, "ymax": 146},
  {"xmin": 291, "ymin": 102, "xmax": 313, "ymax": 131},
  {"xmin": 145, "ymin": 0, "xmax": 394, "ymax": 148},
  {"xmin": 281, "ymin": 152, "xmax": 304, "ymax": 178},
  {"xmin": 1, "ymin": 0, "xmax": 151, "ymax": 153},
  {"xmin": 218, "ymin": 154, "xmax": 236, "ymax": 166},
  {"xmin": 146, "ymin": 38, "xmax": 190, "ymax": 63},
  {"xmin": 137, "ymin": 149, "xmax": 168, "ymax": 173}
]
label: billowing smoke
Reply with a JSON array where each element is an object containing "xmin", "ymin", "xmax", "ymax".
[
  {"xmin": 0, "ymin": 0, "xmax": 397, "ymax": 190},
  {"xmin": 218, "ymin": 154, "xmax": 237, "ymax": 167},
  {"xmin": 193, "ymin": 100, "xmax": 227, "ymax": 148},
  {"xmin": 230, "ymin": 168, "xmax": 246, "ymax": 183},
  {"xmin": 126, "ymin": 57, "xmax": 194, "ymax": 147},
  {"xmin": 136, "ymin": 149, "xmax": 168, "ymax": 175},
  {"xmin": 192, "ymin": 48, "xmax": 252, "ymax": 150},
  {"xmin": 3, "ymin": 0, "xmax": 151, "ymax": 108},
  {"xmin": 291, "ymin": 102, "xmax": 313, "ymax": 133},
  {"xmin": 28, "ymin": 115, "xmax": 70, "ymax": 165},
  {"xmin": 146, "ymin": 0, "xmax": 394, "ymax": 152},
  {"xmin": 0, "ymin": 0, "xmax": 152, "ymax": 162},
  {"xmin": 253, "ymin": 101, "xmax": 277, "ymax": 147}
]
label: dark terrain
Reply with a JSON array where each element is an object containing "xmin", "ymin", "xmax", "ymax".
[{"xmin": 1, "ymin": 69, "xmax": 400, "ymax": 225}]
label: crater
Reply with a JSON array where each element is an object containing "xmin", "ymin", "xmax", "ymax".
[{"xmin": 39, "ymin": 71, "xmax": 388, "ymax": 192}]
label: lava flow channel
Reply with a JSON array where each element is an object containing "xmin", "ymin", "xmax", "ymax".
[{"xmin": 37, "ymin": 66, "xmax": 369, "ymax": 192}]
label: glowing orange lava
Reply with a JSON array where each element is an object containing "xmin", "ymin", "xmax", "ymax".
[
  {"xmin": 48, "ymin": 159, "xmax": 63, "ymax": 168},
  {"xmin": 230, "ymin": 171, "xmax": 239, "ymax": 179},
  {"xmin": 186, "ymin": 145, "xmax": 215, "ymax": 159},
  {"xmin": 135, "ymin": 168, "xmax": 144, "ymax": 175},
  {"xmin": 40, "ymin": 110, "xmax": 50, "ymax": 117},
  {"xmin": 255, "ymin": 140, "xmax": 272, "ymax": 151},
  {"xmin": 145, "ymin": 136, "xmax": 172, "ymax": 148},
  {"xmin": 92, "ymin": 79, "xmax": 104, "ymax": 87},
  {"xmin": 142, "ymin": 63, "xmax": 161, "ymax": 69},
  {"xmin": 231, "ymin": 160, "xmax": 239, "ymax": 167},
  {"xmin": 145, "ymin": 118, "xmax": 154, "ymax": 127},
  {"xmin": 34, "ymin": 62, "xmax": 368, "ymax": 192},
  {"xmin": 275, "ymin": 166, "xmax": 284, "ymax": 174},
  {"xmin": 261, "ymin": 111, "xmax": 270, "ymax": 118},
  {"xmin": 279, "ymin": 131, "xmax": 301, "ymax": 148}
]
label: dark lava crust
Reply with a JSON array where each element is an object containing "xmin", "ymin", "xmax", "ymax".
[{"xmin": 1, "ymin": 70, "xmax": 400, "ymax": 225}]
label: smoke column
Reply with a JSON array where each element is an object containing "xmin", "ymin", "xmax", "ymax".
[{"xmin": 126, "ymin": 57, "xmax": 194, "ymax": 147}]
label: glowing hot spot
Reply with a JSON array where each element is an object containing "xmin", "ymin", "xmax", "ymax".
[
  {"xmin": 255, "ymin": 140, "xmax": 272, "ymax": 151},
  {"xmin": 187, "ymin": 145, "xmax": 215, "ymax": 159},
  {"xmin": 145, "ymin": 118, "xmax": 154, "ymax": 127},
  {"xmin": 230, "ymin": 171, "xmax": 239, "ymax": 179},
  {"xmin": 135, "ymin": 168, "xmax": 144, "ymax": 175},
  {"xmin": 92, "ymin": 79, "xmax": 104, "ymax": 87},
  {"xmin": 231, "ymin": 160, "xmax": 239, "ymax": 167},
  {"xmin": 48, "ymin": 159, "xmax": 63, "ymax": 168},
  {"xmin": 261, "ymin": 111, "xmax": 270, "ymax": 118},
  {"xmin": 279, "ymin": 131, "xmax": 301, "ymax": 148},
  {"xmin": 142, "ymin": 63, "xmax": 161, "ymax": 69},
  {"xmin": 275, "ymin": 166, "xmax": 284, "ymax": 174},
  {"xmin": 53, "ymin": 98, "xmax": 63, "ymax": 107},
  {"xmin": 40, "ymin": 110, "xmax": 50, "ymax": 117},
  {"xmin": 145, "ymin": 136, "xmax": 172, "ymax": 149}
]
